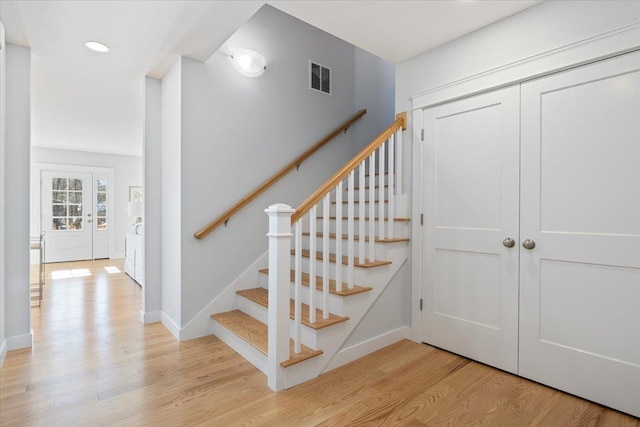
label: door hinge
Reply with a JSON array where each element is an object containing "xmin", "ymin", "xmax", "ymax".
[
  {"xmin": 421, "ymin": 129, "xmax": 424, "ymax": 141},
  {"xmin": 420, "ymin": 213, "xmax": 424, "ymax": 225},
  {"xmin": 420, "ymin": 299, "xmax": 423, "ymax": 311}
]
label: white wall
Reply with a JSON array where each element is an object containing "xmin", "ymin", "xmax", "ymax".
[
  {"xmin": 174, "ymin": 5, "xmax": 394, "ymax": 327},
  {"xmin": 31, "ymin": 50, "xmax": 145, "ymax": 157},
  {"xmin": 397, "ymin": 1, "xmax": 640, "ymax": 114},
  {"xmin": 396, "ymin": 0, "xmax": 640, "ymax": 338},
  {"xmin": 0, "ymin": 22, "xmax": 7, "ymax": 364},
  {"xmin": 160, "ymin": 59, "xmax": 182, "ymax": 331},
  {"xmin": 31, "ymin": 147, "xmax": 142, "ymax": 258},
  {"xmin": 4, "ymin": 43, "xmax": 31, "ymax": 350},
  {"xmin": 143, "ymin": 76, "xmax": 162, "ymax": 322}
]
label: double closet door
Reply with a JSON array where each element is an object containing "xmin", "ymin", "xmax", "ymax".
[{"xmin": 421, "ymin": 51, "xmax": 640, "ymax": 417}]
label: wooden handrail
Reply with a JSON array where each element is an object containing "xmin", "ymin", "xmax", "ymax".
[
  {"xmin": 292, "ymin": 114, "xmax": 406, "ymax": 224},
  {"xmin": 194, "ymin": 109, "xmax": 367, "ymax": 239}
]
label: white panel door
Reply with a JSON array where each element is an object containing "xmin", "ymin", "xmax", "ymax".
[
  {"xmin": 42, "ymin": 171, "xmax": 93, "ymax": 262},
  {"xmin": 520, "ymin": 52, "xmax": 640, "ymax": 417},
  {"xmin": 422, "ymin": 86, "xmax": 521, "ymax": 373}
]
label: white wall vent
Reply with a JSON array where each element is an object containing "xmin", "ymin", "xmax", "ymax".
[{"xmin": 309, "ymin": 61, "xmax": 331, "ymax": 95}]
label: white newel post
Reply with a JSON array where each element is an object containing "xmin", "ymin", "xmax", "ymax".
[{"xmin": 265, "ymin": 203, "xmax": 294, "ymax": 391}]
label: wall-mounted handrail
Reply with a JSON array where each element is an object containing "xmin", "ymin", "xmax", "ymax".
[
  {"xmin": 291, "ymin": 114, "xmax": 406, "ymax": 224},
  {"xmin": 193, "ymin": 109, "xmax": 367, "ymax": 240}
]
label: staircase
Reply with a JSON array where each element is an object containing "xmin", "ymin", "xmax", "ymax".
[{"xmin": 210, "ymin": 114, "xmax": 408, "ymax": 390}]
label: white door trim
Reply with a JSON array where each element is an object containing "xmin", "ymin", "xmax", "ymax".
[
  {"xmin": 32, "ymin": 162, "xmax": 115, "ymax": 260},
  {"xmin": 410, "ymin": 22, "xmax": 640, "ymax": 342}
]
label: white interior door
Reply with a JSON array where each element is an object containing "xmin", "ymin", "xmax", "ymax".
[
  {"xmin": 42, "ymin": 171, "xmax": 93, "ymax": 262},
  {"xmin": 421, "ymin": 86, "xmax": 521, "ymax": 374},
  {"xmin": 519, "ymin": 52, "xmax": 640, "ymax": 417}
]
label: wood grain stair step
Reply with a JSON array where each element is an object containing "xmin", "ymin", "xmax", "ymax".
[
  {"xmin": 236, "ymin": 288, "xmax": 349, "ymax": 330},
  {"xmin": 291, "ymin": 249, "xmax": 392, "ymax": 268},
  {"xmin": 258, "ymin": 269, "xmax": 372, "ymax": 296},
  {"xmin": 211, "ymin": 310, "xmax": 323, "ymax": 368},
  {"xmin": 317, "ymin": 216, "xmax": 410, "ymax": 222},
  {"xmin": 302, "ymin": 232, "xmax": 409, "ymax": 244}
]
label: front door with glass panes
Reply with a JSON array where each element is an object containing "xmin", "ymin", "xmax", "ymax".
[{"xmin": 42, "ymin": 171, "xmax": 94, "ymax": 262}]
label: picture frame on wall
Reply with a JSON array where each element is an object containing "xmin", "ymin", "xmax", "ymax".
[{"xmin": 129, "ymin": 186, "xmax": 143, "ymax": 203}]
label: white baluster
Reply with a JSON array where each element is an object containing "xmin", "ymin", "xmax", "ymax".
[
  {"xmin": 294, "ymin": 222, "xmax": 302, "ymax": 354},
  {"xmin": 378, "ymin": 141, "xmax": 386, "ymax": 241},
  {"xmin": 347, "ymin": 171, "xmax": 355, "ymax": 288},
  {"xmin": 265, "ymin": 203, "xmax": 294, "ymax": 392},
  {"xmin": 358, "ymin": 162, "xmax": 365, "ymax": 264},
  {"xmin": 322, "ymin": 194, "xmax": 330, "ymax": 319},
  {"xmin": 388, "ymin": 133, "xmax": 395, "ymax": 239},
  {"xmin": 368, "ymin": 152, "xmax": 376, "ymax": 261},
  {"xmin": 396, "ymin": 128, "xmax": 403, "ymax": 197},
  {"xmin": 335, "ymin": 181, "xmax": 343, "ymax": 292},
  {"xmin": 308, "ymin": 206, "xmax": 316, "ymax": 324}
]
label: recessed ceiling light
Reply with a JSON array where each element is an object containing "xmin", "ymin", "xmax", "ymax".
[{"xmin": 84, "ymin": 41, "xmax": 110, "ymax": 53}]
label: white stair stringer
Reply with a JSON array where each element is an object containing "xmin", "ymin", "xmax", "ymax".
[{"xmin": 283, "ymin": 242, "xmax": 408, "ymax": 389}]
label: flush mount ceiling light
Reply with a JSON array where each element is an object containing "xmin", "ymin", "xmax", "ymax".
[
  {"xmin": 230, "ymin": 48, "xmax": 266, "ymax": 78},
  {"xmin": 84, "ymin": 41, "xmax": 110, "ymax": 53}
]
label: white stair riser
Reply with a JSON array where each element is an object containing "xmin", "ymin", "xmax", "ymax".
[
  {"xmin": 330, "ymin": 202, "xmax": 390, "ymax": 217},
  {"xmin": 212, "ymin": 321, "xmax": 268, "ymax": 375},
  {"xmin": 313, "ymin": 218, "xmax": 408, "ymax": 236},
  {"xmin": 234, "ymin": 292, "xmax": 342, "ymax": 349},
  {"xmin": 341, "ymin": 187, "xmax": 390, "ymax": 201},
  {"xmin": 256, "ymin": 274, "xmax": 356, "ymax": 315},
  {"xmin": 358, "ymin": 174, "xmax": 390, "ymax": 186},
  {"xmin": 300, "ymin": 235, "xmax": 390, "ymax": 259}
]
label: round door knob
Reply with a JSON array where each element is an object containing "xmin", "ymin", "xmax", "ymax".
[
  {"xmin": 503, "ymin": 238, "xmax": 515, "ymax": 248},
  {"xmin": 522, "ymin": 239, "xmax": 536, "ymax": 250}
]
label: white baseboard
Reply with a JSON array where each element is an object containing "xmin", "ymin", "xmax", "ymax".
[
  {"xmin": 112, "ymin": 253, "xmax": 125, "ymax": 259},
  {"xmin": 161, "ymin": 312, "xmax": 181, "ymax": 340},
  {"xmin": 7, "ymin": 330, "xmax": 33, "ymax": 351},
  {"xmin": 323, "ymin": 326, "xmax": 411, "ymax": 373},
  {"xmin": 0, "ymin": 338, "xmax": 7, "ymax": 368},
  {"xmin": 140, "ymin": 310, "xmax": 162, "ymax": 324}
]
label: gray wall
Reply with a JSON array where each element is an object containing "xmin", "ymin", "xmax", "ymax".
[
  {"xmin": 4, "ymin": 43, "xmax": 30, "ymax": 348},
  {"xmin": 31, "ymin": 147, "xmax": 142, "ymax": 258},
  {"xmin": 353, "ymin": 47, "xmax": 396, "ymax": 154},
  {"xmin": 159, "ymin": 5, "xmax": 395, "ymax": 328},
  {"xmin": 143, "ymin": 76, "xmax": 162, "ymax": 320},
  {"xmin": 160, "ymin": 59, "xmax": 182, "ymax": 327},
  {"xmin": 0, "ymin": 22, "xmax": 7, "ymax": 363}
]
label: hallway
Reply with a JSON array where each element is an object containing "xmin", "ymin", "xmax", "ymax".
[{"xmin": 0, "ymin": 260, "xmax": 638, "ymax": 425}]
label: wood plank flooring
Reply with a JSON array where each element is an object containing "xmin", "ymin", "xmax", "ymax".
[{"xmin": 1, "ymin": 259, "xmax": 638, "ymax": 426}]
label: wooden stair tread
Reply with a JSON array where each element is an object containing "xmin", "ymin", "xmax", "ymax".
[
  {"xmin": 302, "ymin": 232, "xmax": 409, "ymax": 243},
  {"xmin": 317, "ymin": 216, "xmax": 410, "ymax": 222},
  {"xmin": 236, "ymin": 288, "xmax": 349, "ymax": 330},
  {"xmin": 211, "ymin": 310, "xmax": 323, "ymax": 368},
  {"xmin": 258, "ymin": 269, "xmax": 372, "ymax": 296},
  {"xmin": 292, "ymin": 249, "xmax": 391, "ymax": 268}
]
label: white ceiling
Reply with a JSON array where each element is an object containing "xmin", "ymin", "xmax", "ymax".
[{"xmin": 0, "ymin": 0, "xmax": 540, "ymax": 156}]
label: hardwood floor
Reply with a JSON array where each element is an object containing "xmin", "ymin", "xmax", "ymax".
[{"xmin": 1, "ymin": 259, "xmax": 638, "ymax": 426}]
